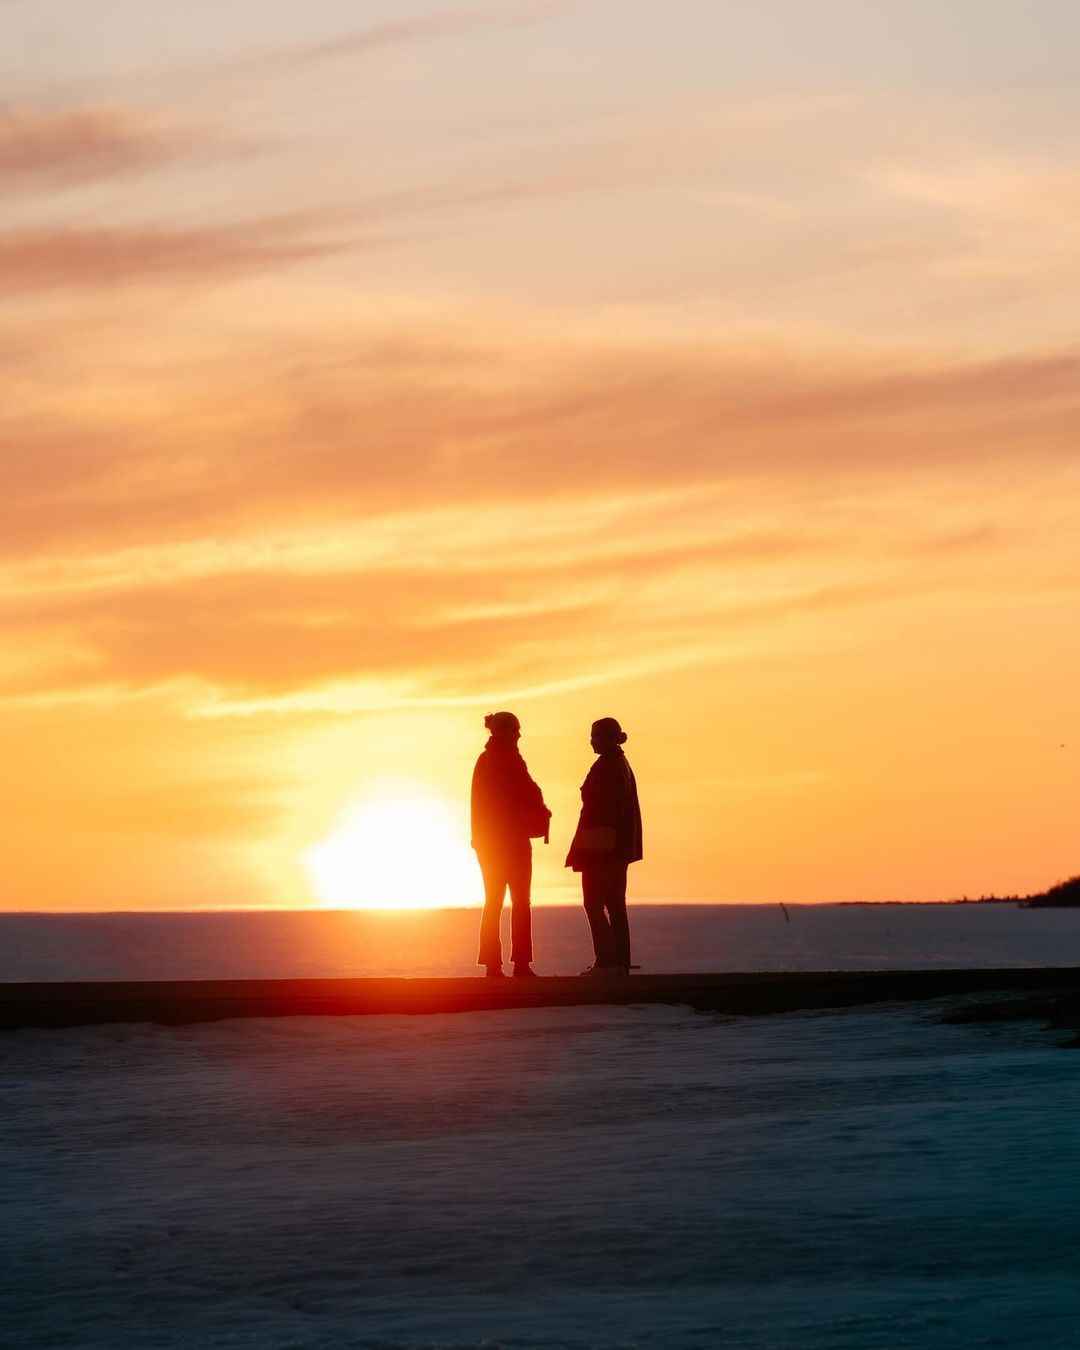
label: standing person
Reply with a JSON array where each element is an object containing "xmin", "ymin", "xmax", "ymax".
[
  {"xmin": 472, "ymin": 711, "xmax": 551, "ymax": 978},
  {"xmin": 566, "ymin": 717, "xmax": 643, "ymax": 975}
]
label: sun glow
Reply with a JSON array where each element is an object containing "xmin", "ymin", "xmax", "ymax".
[{"xmin": 303, "ymin": 787, "xmax": 480, "ymax": 909}]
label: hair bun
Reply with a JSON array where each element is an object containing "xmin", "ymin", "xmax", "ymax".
[
  {"xmin": 618, "ymin": 731, "xmax": 628, "ymax": 744},
  {"xmin": 484, "ymin": 713, "xmax": 495, "ymax": 730}
]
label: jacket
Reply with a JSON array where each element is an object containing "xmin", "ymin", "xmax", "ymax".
[
  {"xmin": 565, "ymin": 748, "xmax": 643, "ymax": 871},
  {"xmin": 471, "ymin": 738, "xmax": 550, "ymax": 854}
]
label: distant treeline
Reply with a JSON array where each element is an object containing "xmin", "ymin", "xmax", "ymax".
[
  {"xmin": 1023, "ymin": 875, "xmax": 1080, "ymax": 908},
  {"xmin": 952, "ymin": 875, "xmax": 1080, "ymax": 908}
]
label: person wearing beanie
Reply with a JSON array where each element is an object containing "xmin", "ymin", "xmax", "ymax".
[
  {"xmin": 565, "ymin": 717, "xmax": 643, "ymax": 975},
  {"xmin": 471, "ymin": 711, "xmax": 551, "ymax": 977}
]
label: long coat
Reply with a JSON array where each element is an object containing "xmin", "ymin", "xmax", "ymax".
[
  {"xmin": 565, "ymin": 748, "xmax": 643, "ymax": 872},
  {"xmin": 471, "ymin": 738, "xmax": 549, "ymax": 855}
]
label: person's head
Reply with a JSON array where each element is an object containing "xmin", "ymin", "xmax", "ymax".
[
  {"xmin": 590, "ymin": 717, "xmax": 627, "ymax": 753},
  {"xmin": 484, "ymin": 710, "xmax": 521, "ymax": 744}
]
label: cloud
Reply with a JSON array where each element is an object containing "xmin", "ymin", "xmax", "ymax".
[
  {"xmin": 0, "ymin": 305, "xmax": 1075, "ymax": 718},
  {"xmin": 289, "ymin": 1, "xmax": 572, "ymax": 67},
  {"xmin": 0, "ymin": 484, "xmax": 1018, "ymax": 714},
  {"xmin": 146, "ymin": 0, "xmax": 575, "ymax": 111},
  {"xmin": 0, "ymin": 544, "xmax": 731, "ymax": 696},
  {"xmin": 1, "ymin": 321, "xmax": 1077, "ymax": 565},
  {"xmin": 0, "ymin": 103, "xmax": 199, "ymax": 189},
  {"xmin": 0, "ymin": 214, "xmax": 351, "ymax": 291}
]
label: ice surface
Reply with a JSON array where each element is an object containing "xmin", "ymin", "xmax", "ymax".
[
  {"xmin": 5, "ymin": 903, "xmax": 1080, "ymax": 981},
  {"xmin": 3, "ymin": 1003, "xmax": 1080, "ymax": 1349}
]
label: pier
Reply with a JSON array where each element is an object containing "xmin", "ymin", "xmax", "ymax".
[{"xmin": 4, "ymin": 966, "xmax": 1080, "ymax": 1030}]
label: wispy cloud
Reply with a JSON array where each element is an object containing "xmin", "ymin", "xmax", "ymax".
[
  {"xmin": 1, "ymin": 321, "xmax": 1077, "ymax": 568},
  {"xmin": 0, "ymin": 103, "xmax": 200, "ymax": 189},
  {"xmin": 287, "ymin": 1, "xmax": 573, "ymax": 67},
  {"xmin": 107, "ymin": 0, "xmax": 575, "ymax": 110},
  {"xmin": 0, "ymin": 214, "xmax": 353, "ymax": 291},
  {"xmin": 0, "ymin": 446, "xmax": 1053, "ymax": 716}
]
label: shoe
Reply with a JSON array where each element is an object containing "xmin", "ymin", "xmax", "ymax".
[
  {"xmin": 512, "ymin": 964, "xmax": 537, "ymax": 978},
  {"xmin": 580, "ymin": 963, "xmax": 615, "ymax": 976},
  {"xmin": 485, "ymin": 965, "xmax": 505, "ymax": 978}
]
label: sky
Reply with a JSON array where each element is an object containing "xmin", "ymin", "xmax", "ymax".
[{"xmin": 2, "ymin": 0, "xmax": 1079, "ymax": 910}]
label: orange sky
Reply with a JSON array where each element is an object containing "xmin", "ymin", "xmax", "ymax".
[{"xmin": 3, "ymin": 1, "xmax": 1079, "ymax": 909}]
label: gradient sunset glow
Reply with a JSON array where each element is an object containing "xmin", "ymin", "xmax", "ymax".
[{"xmin": 3, "ymin": 1, "xmax": 1078, "ymax": 910}]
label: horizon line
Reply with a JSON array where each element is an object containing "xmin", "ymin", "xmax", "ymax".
[{"xmin": 0, "ymin": 898, "xmax": 1016, "ymax": 916}]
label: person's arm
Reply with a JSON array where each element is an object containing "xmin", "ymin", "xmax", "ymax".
[
  {"xmin": 516, "ymin": 757, "xmax": 551, "ymax": 840},
  {"xmin": 578, "ymin": 758, "xmax": 621, "ymax": 828},
  {"xmin": 470, "ymin": 755, "xmax": 491, "ymax": 849},
  {"xmin": 520, "ymin": 762, "xmax": 548, "ymax": 814}
]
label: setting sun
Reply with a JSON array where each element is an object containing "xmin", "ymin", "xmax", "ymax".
[{"xmin": 303, "ymin": 787, "xmax": 480, "ymax": 910}]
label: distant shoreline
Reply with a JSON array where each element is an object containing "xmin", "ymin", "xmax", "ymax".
[{"xmin": 0, "ymin": 898, "xmax": 1045, "ymax": 916}]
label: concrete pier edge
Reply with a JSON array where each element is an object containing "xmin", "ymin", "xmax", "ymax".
[{"xmin": 4, "ymin": 967, "xmax": 1080, "ymax": 1030}]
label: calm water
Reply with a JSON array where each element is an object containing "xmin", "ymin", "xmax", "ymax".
[{"xmin": 3, "ymin": 902, "xmax": 1079, "ymax": 980}]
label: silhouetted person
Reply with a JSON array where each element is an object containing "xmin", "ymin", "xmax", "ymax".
[
  {"xmin": 566, "ymin": 717, "xmax": 642, "ymax": 974},
  {"xmin": 472, "ymin": 711, "xmax": 551, "ymax": 978}
]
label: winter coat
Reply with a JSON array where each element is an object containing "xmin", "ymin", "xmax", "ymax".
[
  {"xmin": 471, "ymin": 737, "xmax": 550, "ymax": 855},
  {"xmin": 565, "ymin": 748, "xmax": 643, "ymax": 872}
]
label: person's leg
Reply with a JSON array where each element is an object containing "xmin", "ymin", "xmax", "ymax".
[
  {"xmin": 507, "ymin": 844, "xmax": 533, "ymax": 968},
  {"xmin": 476, "ymin": 856, "xmax": 507, "ymax": 969},
  {"xmin": 605, "ymin": 862, "xmax": 631, "ymax": 969},
  {"xmin": 581, "ymin": 863, "xmax": 616, "ymax": 967}
]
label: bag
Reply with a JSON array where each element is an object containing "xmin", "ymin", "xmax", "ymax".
[
  {"xmin": 574, "ymin": 824, "xmax": 616, "ymax": 853},
  {"xmin": 528, "ymin": 806, "xmax": 552, "ymax": 843}
]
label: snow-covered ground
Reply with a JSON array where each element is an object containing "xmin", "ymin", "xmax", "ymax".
[{"xmin": 3, "ymin": 1002, "xmax": 1079, "ymax": 1349}]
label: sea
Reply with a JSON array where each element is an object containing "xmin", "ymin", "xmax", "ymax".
[
  {"xmin": 4, "ymin": 900, "xmax": 1080, "ymax": 981},
  {"xmin": 4, "ymin": 904, "xmax": 1080, "ymax": 1350}
]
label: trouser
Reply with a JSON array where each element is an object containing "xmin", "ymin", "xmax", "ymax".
[
  {"xmin": 476, "ymin": 842, "xmax": 533, "ymax": 967},
  {"xmin": 581, "ymin": 860, "xmax": 631, "ymax": 968}
]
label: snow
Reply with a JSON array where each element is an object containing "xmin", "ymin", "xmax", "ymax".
[{"xmin": 3, "ymin": 1002, "xmax": 1080, "ymax": 1349}]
